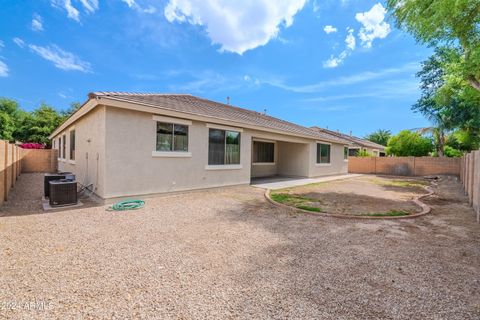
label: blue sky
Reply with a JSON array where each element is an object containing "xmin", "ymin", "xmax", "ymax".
[{"xmin": 0, "ymin": 0, "xmax": 431, "ymax": 136}]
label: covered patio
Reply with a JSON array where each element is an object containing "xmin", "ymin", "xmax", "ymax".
[{"xmin": 250, "ymin": 173, "xmax": 362, "ymax": 190}]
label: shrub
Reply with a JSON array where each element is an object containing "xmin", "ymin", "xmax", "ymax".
[{"xmin": 20, "ymin": 143, "xmax": 45, "ymax": 149}]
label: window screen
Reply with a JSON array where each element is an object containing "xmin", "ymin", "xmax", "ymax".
[
  {"xmin": 253, "ymin": 141, "xmax": 274, "ymax": 163},
  {"xmin": 316, "ymin": 143, "xmax": 330, "ymax": 164}
]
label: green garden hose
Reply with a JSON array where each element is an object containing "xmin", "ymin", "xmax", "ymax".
[{"xmin": 108, "ymin": 199, "xmax": 145, "ymax": 211}]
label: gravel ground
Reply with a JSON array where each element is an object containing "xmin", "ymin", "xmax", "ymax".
[{"xmin": 0, "ymin": 173, "xmax": 479, "ymax": 319}]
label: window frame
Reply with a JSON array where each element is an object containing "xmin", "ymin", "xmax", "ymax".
[
  {"xmin": 69, "ymin": 129, "xmax": 76, "ymax": 163},
  {"xmin": 344, "ymin": 146, "xmax": 349, "ymax": 161},
  {"xmin": 252, "ymin": 139, "xmax": 275, "ymax": 165},
  {"xmin": 152, "ymin": 115, "xmax": 192, "ymax": 158},
  {"xmin": 62, "ymin": 134, "xmax": 66, "ymax": 160},
  {"xmin": 206, "ymin": 125, "xmax": 242, "ymax": 169},
  {"xmin": 316, "ymin": 142, "xmax": 331, "ymax": 165}
]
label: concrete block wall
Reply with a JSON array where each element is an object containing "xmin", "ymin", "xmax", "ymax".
[
  {"xmin": 348, "ymin": 157, "xmax": 460, "ymax": 176},
  {"xmin": 460, "ymin": 150, "xmax": 480, "ymax": 222},
  {"xmin": 21, "ymin": 149, "xmax": 58, "ymax": 173}
]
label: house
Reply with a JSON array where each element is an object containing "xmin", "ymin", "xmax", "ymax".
[
  {"xmin": 49, "ymin": 92, "xmax": 351, "ymax": 200},
  {"xmin": 311, "ymin": 127, "xmax": 386, "ymax": 157}
]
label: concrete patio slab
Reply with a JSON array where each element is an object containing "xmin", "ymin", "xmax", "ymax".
[{"xmin": 250, "ymin": 173, "xmax": 363, "ymax": 190}]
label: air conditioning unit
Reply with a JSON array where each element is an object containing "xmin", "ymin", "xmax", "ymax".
[
  {"xmin": 44, "ymin": 172, "xmax": 75, "ymax": 198},
  {"xmin": 49, "ymin": 179, "xmax": 78, "ymax": 206}
]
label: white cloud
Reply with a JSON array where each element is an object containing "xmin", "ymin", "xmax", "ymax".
[
  {"xmin": 312, "ymin": 0, "xmax": 320, "ymax": 13},
  {"xmin": 0, "ymin": 60, "xmax": 8, "ymax": 77},
  {"xmin": 51, "ymin": 0, "xmax": 80, "ymax": 21},
  {"xmin": 355, "ymin": 3, "xmax": 391, "ymax": 48},
  {"xmin": 31, "ymin": 14, "xmax": 44, "ymax": 31},
  {"xmin": 266, "ymin": 62, "xmax": 420, "ymax": 92},
  {"xmin": 345, "ymin": 27, "xmax": 355, "ymax": 50},
  {"xmin": 323, "ymin": 25, "xmax": 337, "ymax": 34},
  {"xmin": 323, "ymin": 50, "xmax": 348, "ymax": 68},
  {"xmin": 121, "ymin": 0, "xmax": 157, "ymax": 14},
  {"xmin": 29, "ymin": 44, "xmax": 92, "ymax": 73},
  {"xmin": 13, "ymin": 37, "xmax": 26, "ymax": 48},
  {"xmin": 323, "ymin": 28, "xmax": 355, "ymax": 68},
  {"xmin": 164, "ymin": 0, "xmax": 307, "ymax": 54},
  {"xmin": 0, "ymin": 40, "xmax": 4, "ymax": 48},
  {"xmin": 79, "ymin": 0, "xmax": 99, "ymax": 13}
]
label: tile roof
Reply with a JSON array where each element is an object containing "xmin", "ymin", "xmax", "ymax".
[
  {"xmin": 311, "ymin": 126, "xmax": 386, "ymax": 150},
  {"xmin": 90, "ymin": 92, "xmax": 351, "ymax": 144}
]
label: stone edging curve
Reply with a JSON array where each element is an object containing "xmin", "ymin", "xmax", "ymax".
[{"xmin": 264, "ymin": 182, "xmax": 436, "ymax": 220}]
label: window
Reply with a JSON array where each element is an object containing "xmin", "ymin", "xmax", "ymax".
[
  {"xmin": 62, "ymin": 135, "xmax": 66, "ymax": 159},
  {"xmin": 344, "ymin": 146, "xmax": 349, "ymax": 160},
  {"xmin": 316, "ymin": 143, "xmax": 330, "ymax": 164},
  {"xmin": 70, "ymin": 130, "xmax": 76, "ymax": 160},
  {"xmin": 58, "ymin": 137, "xmax": 61, "ymax": 158},
  {"xmin": 156, "ymin": 122, "xmax": 189, "ymax": 152},
  {"xmin": 53, "ymin": 139, "xmax": 55, "ymax": 149},
  {"xmin": 253, "ymin": 141, "xmax": 274, "ymax": 163},
  {"xmin": 208, "ymin": 129, "xmax": 240, "ymax": 165}
]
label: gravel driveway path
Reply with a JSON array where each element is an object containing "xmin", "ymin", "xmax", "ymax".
[{"xmin": 1, "ymin": 174, "xmax": 479, "ymax": 319}]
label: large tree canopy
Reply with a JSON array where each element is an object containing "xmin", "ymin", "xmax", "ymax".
[
  {"xmin": 386, "ymin": 130, "xmax": 434, "ymax": 156},
  {"xmin": 387, "ymin": 0, "xmax": 480, "ymax": 91},
  {"xmin": 0, "ymin": 98, "xmax": 75, "ymax": 147}
]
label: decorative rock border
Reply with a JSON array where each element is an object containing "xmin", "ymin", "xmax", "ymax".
[{"xmin": 264, "ymin": 182, "xmax": 436, "ymax": 220}]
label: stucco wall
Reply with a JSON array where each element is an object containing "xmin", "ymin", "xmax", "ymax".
[
  {"xmin": 277, "ymin": 141, "xmax": 310, "ymax": 177},
  {"xmin": 54, "ymin": 106, "xmax": 107, "ymax": 198},
  {"xmin": 103, "ymin": 107, "xmax": 253, "ymax": 198},
  {"xmin": 308, "ymin": 143, "xmax": 349, "ymax": 177}
]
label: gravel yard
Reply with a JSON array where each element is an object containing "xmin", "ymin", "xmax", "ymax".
[{"xmin": 1, "ymin": 173, "xmax": 479, "ymax": 319}]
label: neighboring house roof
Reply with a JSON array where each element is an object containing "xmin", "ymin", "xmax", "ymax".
[
  {"xmin": 52, "ymin": 92, "xmax": 351, "ymax": 144},
  {"xmin": 311, "ymin": 126, "xmax": 386, "ymax": 150}
]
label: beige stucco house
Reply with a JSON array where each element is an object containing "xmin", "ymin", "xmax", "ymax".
[
  {"xmin": 311, "ymin": 127, "xmax": 386, "ymax": 157},
  {"xmin": 50, "ymin": 92, "xmax": 351, "ymax": 200}
]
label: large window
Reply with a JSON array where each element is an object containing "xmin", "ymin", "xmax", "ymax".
[
  {"xmin": 316, "ymin": 143, "xmax": 330, "ymax": 164},
  {"xmin": 70, "ymin": 130, "xmax": 76, "ymax": 160},
  {"xmin": 62, "ymin": 134, "xmax": 66, "ymax": 159},
  {"xmin": 253, "ymin": 141, "xmax": 274, "ymax": 163},
  {"xmin": 208, "ymin": 129, "xmax": 240, "ymax": 165},
  {"xmin": 156, "ymin": 122, "xmax": 189, "ymax": 152},
  {"xmin": 344, "ymin": 146, "xmax": 348, "ymax": 160}
]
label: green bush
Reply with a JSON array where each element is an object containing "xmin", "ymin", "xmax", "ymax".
[
  {"xmin": 386, "ymin": 130, "xmax": 434, "ymax": 156},
  {"xmin": 443, "ymin": 146, "xmax": 463, "ymax": 157}
]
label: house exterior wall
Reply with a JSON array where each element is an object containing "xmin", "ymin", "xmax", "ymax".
[
  {"xmin": 52, "ymin": 103, "xmax": 350, "ymax": 199},
  {"xmin": 54, "ymin": 106, "xmax": 107, "ymax": 198},
  {"xmin": 308, "ymin": 143, "xmax": 349, "ymax": 177},
  {"xmin": 103, "ymin": 107, "xmax": 253, "ymax": 198}
]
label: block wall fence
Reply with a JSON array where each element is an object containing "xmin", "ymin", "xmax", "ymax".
[
  {"xmin": 348, "ymin": 156, "xmax": 460, "ymax": 176},
  {"xmin": 0, "ymin": 141, "xmax": 58, "ymax": 206},
  {"xmin": 460, "ymin": 150, "xmax": 480, "ymax": 222}
]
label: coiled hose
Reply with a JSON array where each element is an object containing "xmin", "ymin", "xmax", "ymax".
[{"xmin": 108, "ymin": 200, "xmax": 145, "ymax": 211}]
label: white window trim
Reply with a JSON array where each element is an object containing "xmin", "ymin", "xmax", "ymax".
[
  {"xmin": 206, "ymin": 123, "xmax": 243, "ymax": 132},
  {"xmin": 252, "ymin": 139, "xmax": 276, "ymax": 165},
  {"xmin": 152, "ymin": 115, "xmax": 192, "ymax": 126},
  {"xmin": 68, "ymin": 160, "xmax": 76, "ymax": 164},
  {"xmin": 152, "ymin": 151, "xmax": 192, "ymax": 158},
  {"xmin": 69, "ymin": 127, "xmax": 76, "ymax": 162},
  {"xmin": 205, "ymin": 164, "xmax": 243, "ymax": 170},
  {"xmin": 154, "ymin": 117, "xmax": 191, "ymax": 154},
  {"xmin": 315, "ymin": 141, "xmax": 331, "ymax": 165},
  {"xmin": 207, "ymin": 127, "xmax": 242, "ymax": 167}
]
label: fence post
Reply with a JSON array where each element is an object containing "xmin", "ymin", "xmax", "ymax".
[{"xmin": 3, "ymin": 141, "xmax": 8, "ymax": 201}]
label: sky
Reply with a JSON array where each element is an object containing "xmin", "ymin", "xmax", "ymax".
[{"xmin": 0, "ymin": 0, "xmax": 432, "ymax": 137}]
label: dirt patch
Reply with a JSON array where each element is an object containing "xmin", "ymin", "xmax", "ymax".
[{"xmin": 271, "ymin": 176, "xmax": 430, "ymax": 216}]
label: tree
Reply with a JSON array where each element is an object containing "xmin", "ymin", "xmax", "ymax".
[
  {"xmin": 0, "ymin": 98, "xmax": 22, "ymax": 141},
  {"xmin": 18, "ymin": 104, "xmax": 64, "ymax": 146},
  {"xmin": 364, "ymin": 129, "xmax": 391, "ymax": 146},
  {"xmin": 413, "ymin": 47, "xmax": 480, "ymax": 155},
  {"xmin": 386, "ymin": 130, "xmax": 433, "ymax": 156},
  {"xmin": 387, "ymin": 0, "xmax": 480, "ymax": 91}
]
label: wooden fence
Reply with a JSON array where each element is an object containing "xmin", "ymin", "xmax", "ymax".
[
  {"xmin": 348, "ymin": 156, "xmax": 460, "ymax": 176},
  {"xmin": 460, "ymin": 150, "xmax": 480, "ymax": 222},
  {"xmin": 0, "ymin": 141, "xmax": 58, "ymax": 206}
]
